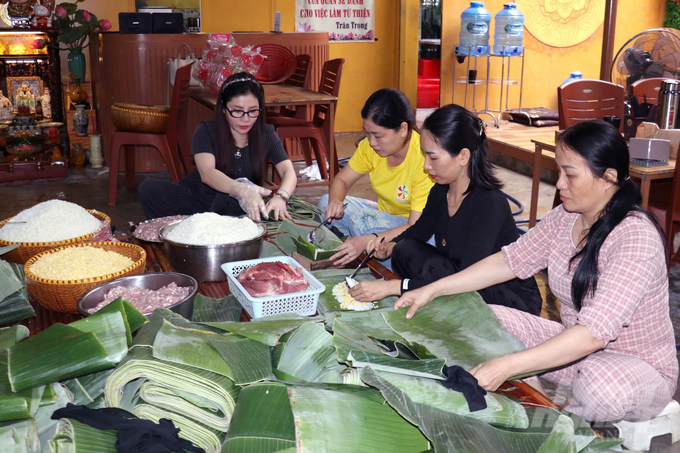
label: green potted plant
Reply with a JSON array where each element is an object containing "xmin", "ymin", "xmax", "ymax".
[{"xmin": 35, "ymin": 0, "xmax": 111, "ymax": 83}]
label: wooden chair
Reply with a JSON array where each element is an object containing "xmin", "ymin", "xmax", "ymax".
[
  {"xmin": 647, "ymin": 161, "xmax": 680, "ymax": 269},
  {"xmin": 268, "ymin": 58, "xmax": 344, "ymax": 183},
  {"xmin": 107, "ymin": 63, "xmax": 194, "ymax": 207},
  {"xmin": 629, "ymin": 78, "xmax": 668, "ymax": 105},
  {"xmin": 276, "ymin": 54, "xmax": 312, "ymax": 120},
  {"xmin": 558, "ymin": 79, "xmax": 625, "ymax": 131}
]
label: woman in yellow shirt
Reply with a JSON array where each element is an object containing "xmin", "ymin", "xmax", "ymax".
[{"xmin": 318, "ymin": 89, "xmax": 435, "ymax": 269}]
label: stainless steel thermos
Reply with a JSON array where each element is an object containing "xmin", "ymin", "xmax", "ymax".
[{"xmin": 656, "ymin": 79, "xmax": 680, "ymax": 129}]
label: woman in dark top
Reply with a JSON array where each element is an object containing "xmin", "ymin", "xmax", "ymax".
[
  {"xmin": 350, "ymin": 104, "xmax": 542, "ymax": 315},
  {"xmin": 138, "ymin": 72, "xmax": 297, "ymax": 221}
]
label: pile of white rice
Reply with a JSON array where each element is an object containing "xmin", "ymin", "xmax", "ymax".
[
  {"xmin": 332, "ymin": 280, "xmax": 376, "ymax": 311},
  {"xmin": 165, "ymin": 213, "xmax": 261, "ymax": 245},
  {"xmin": 0, "ymin": 200, "xmax": 103, "ymax": 243}
]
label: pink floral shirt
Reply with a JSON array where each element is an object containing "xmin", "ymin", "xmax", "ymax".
[{"xmin": 502, "ymin": 206, "xmax": 678, "ymax": 389}]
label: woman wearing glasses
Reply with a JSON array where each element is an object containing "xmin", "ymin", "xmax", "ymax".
[{"xmin": 139, "ymin": 73, "xmax": 296, "ymax": 221}]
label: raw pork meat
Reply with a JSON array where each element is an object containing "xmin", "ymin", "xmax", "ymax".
[{"xmin": 236, "ymin": 261, "xmax": 309, "ymax": 298}]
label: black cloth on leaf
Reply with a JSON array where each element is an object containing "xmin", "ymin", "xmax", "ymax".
[
  {"xmin": 440, "ymin": 365, "xmax": 488, "ymax": 412},
  {"xmin": 51, "ymin": 404, "xmax": 204, "ymax": 453}
]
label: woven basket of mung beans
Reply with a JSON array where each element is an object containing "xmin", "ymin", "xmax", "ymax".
[
  {"xmin": 111, "ymin": 103, "xmax": 170, "ymax": 134},
  {"xmin": 24, "ymin": 242, "xmax": 146, "ymax": 314},
  {"xmin": 0, "ymin": 210, "xmax": 111, "ymax": 265}
]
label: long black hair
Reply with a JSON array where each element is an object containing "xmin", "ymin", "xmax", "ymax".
[
  {"xmin": 214, "ymin": 72, "xmax": 267, "ymax": 185},
  {"xmin": 559, "ymin": 120, "xmax": 666, "ymax": 310},
  {"xmin": 361, "ymin": 89, "xmax": 415, "ymax": 146},
  {"xmin": 422, "ymin": 104, "xmax": 502, "ymax": 193}
]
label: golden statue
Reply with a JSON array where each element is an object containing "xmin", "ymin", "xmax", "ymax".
[{"xmin": 15, "ymin": 81, "xmax": 35, "ymax": 113}]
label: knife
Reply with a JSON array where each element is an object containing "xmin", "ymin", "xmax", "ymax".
[{"xmin": 345, "ymin": 237, "xmax": 384, "ymax": 287}]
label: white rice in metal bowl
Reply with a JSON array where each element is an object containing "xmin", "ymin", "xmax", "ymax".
[
  {"xmin": 0, "ymin": 199, "xmax": 103, "ymax": 243},
  {"xmin": 165, "ymin": 212, "xmax": 261, "ymax": 245}
]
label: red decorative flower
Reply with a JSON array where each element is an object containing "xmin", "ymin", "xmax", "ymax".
[
  {"xmin": 241, "ymin": 53, "xmax": 251, "ymax": 64},
  {"xmin": 98, "ymin": 19, "xmax": 112, "ymax": 31},
  {"xmin": 253, "ymin": 54, "xmax": 264, "ymax": 66},
  {"xmin": 82, "ymin": 11, "xmax": 91, "ymax": 21},
  {"xmin": 55, "ymin": 5, "xmax": 67, "ymax": 18},
  {"xmin": 231, "ymin": 46, "xmax": 242, "ymax": 57}
]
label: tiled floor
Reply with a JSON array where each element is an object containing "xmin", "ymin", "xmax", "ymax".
[{"xmin": 1, "ymin": 127, "xmax": 679, "ymax": 451}]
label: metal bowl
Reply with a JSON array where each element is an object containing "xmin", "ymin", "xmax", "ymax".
[
  {"xmin": 77, "ymin": 272, "xmax": 198, "ymax": 319},
  {"xmin": 159, "ymin": 219, "xmax": 266, "ymax": 282}
]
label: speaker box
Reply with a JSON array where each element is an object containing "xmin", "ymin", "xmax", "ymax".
[
  {"xmin": 119, "ymin": 13, "xmax": 152, "ymax": 34},
  {"xmin": 152, "ymin": 13, "xmax": 184, "ymax": 34}
]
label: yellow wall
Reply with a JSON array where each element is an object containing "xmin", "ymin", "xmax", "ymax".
[
  {"xmin": 201, "ymin": 0, "xmax": 400, "ymax": 132},
  {"xmin": 439, "ymin": 0, "xmax": 666, "ymax": 112}
]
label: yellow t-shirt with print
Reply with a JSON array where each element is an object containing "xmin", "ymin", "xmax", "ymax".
[{"xmin": 348, "ymin": 132, "xmax": 434, "ymax": 219}]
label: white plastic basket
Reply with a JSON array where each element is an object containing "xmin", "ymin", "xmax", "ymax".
[{"xmin": 222, "ymin": 256, "xmax": 326, "ymax": 318}]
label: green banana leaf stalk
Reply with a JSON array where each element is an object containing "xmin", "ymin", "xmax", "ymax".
[
  {"xmin": 132, "ymin": 403, "xmax": 226, "ymax": 453},
  {"xmin": 105, "ymin": 346, "xmax": 239, "ymax": 431},
  {"xmin": 49, "ymin": 418, "xmax": 118, "ymax": 453},
  {"xmin": 262, "ymin": 196, "xmax": 325, "ymax": 235}
]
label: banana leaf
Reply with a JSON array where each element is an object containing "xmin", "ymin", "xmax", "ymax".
[
  {"xmin": 34, "ymin": 383, "xmax": 73, "ymax": 450},
  {"xmin": 208, "ymin": 337, "xmax": 272, "ymax": 385},
  {"xmin": 105, "ymin": 347, "xmax": 239, "ymax": 427},
  {"xmin": 259, "ymin": 239, "xmax": 287, "ymax": 258},
  {"xmin": 262, "ymin": 196, "xmax": 324, "ymax": 235},
  {"xmin": 132, "ymin": 403, "xmax": 225, "ymax": 453},
  {"xmin": 0, "ymin": 244, "xmax": 19, "ymax": 255},
  {"xmin": 8, "ymin": 324, "xmax": 114, "ymax": 393},
  {"xmin": 191, "ymin": 294, "xmax": 242, "ymax": 323},
  {"xmin": 292, "ymin": 235, "xmax": 342, "ymax": 261},
  {"xmin": 133, "ymin": 308, "xmax": 220, "ymax": 348},
  {"xmin": 8, "ymin": 261, "xmax": 28, "ymax": 301},
  {"xmin": 63, "ymin": 369, "xmax": 114, "ymax": 407},
  {"xmin": 331, "ymin": 317, "xmax": 390, "ymax": 356},
  {"xmin": 579, "ymin": 438, "xmax": 626, "ymax": 452},
  {"xmin": 276, "ymin": 323, "xmax": 345, "ymax": 383},
  {"xmin": 311, "ymin": 268, "xmax": 397, "ymax": 312},
  {"xmin": 361, "ymin": 368, "xmax": 529, "ymax": 429},
  {"xmin": 221, "ymin": 383, "xmax": 296, "ymax": 453},
  {"xmin": 94, "ymin": 298, "xmax": 147, "ymax": 342},
  {"xmin": 138, "ymin": 380, "xmax": 232, "ymax": 431},
  {"xmin": 40, "ymin": 385, "xmax": 54, "ymax": 406},
  {"xmin": 0, "ymin": 325, "xmax": 29, "ymax": 350},
  {"xmin": 0, "ymin": 291, "xmax": 36, "ymax": 327},
  {"xmin": 70, "ymin": 312, "xmax": 128, "ymax": 363},
  {"xmin": 382, "ymin": 293, "xmax": 527, "ymax": 370},
  {"xmin": 537, "ymin": 415, "xmax": 577, "ymax": 453},
  {"xmin": 48, "ymin": 419, "xmax": 118, "ymax": 453},
  {"xmin": 336, "ymin": 308, "xmax": 405, "ymax": 342},
  {"xmin": 152, "ymin": 320, "xmax": 235, "ymax": 378},
  {"xmin": 203, "ymin": 315, "xmax": 321, "ymax": 346},
  {"xmin": 344, "ymin": 351, "xmax": 447, "ymax": 380},
  {"xmin": 274, "ymin": 219, "xmax": 342, "ymax": 256},
  {"xmin": 287, "ymin": 383, "xmax": 430, "ymax": 452},
  {"xmin": 359, "ymin": 367, "xmax": 549, "ymax": 452},
  {"xmin": 0, "ymin": 419, "xmax": 39, "ymax": 453},
  {"xmin": 0, "ymin": 260, "xmax": 23, "ymax": 300}
]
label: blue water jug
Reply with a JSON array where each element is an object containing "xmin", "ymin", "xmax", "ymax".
[
  {"xmin": 493, "ymin": 3, "xmax": 525, "ymax": 56},
  {"xmin": 458, "ymin": 1, "xmax": 492, "ymax": 56},
  {"xmin": 563, "ymin": 71, "xmax": 583, "ymax": 85}
]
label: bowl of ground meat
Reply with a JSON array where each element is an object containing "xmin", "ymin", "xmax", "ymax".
[{"xmin": 77, "ymin": 272, "xmax": 198, "ymax": 319}]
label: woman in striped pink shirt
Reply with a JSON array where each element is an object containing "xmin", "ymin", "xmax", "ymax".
[{"xmin": 394, "ymin": 120, "xmax": 678, "ymax": 422}]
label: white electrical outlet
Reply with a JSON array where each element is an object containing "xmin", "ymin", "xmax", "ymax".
[{"xmin": 274, "ymin": 11, "xmax": 281, "ymax": 32}]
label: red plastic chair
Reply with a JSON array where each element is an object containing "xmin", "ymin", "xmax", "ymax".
[
  {"xmin": 268, "ymin": 58, "xmax": 344, "ymax": 183},
  {"xmin": 629, "ymin": 78, "xmax": 668, "ymax": 105},
  {"xmin": 558, "ymin": 80, "xmax": 625, "ymax": 131},
  {"xmin": 107, "ymin": 63, "xmax": 194, "ymax": 207}
]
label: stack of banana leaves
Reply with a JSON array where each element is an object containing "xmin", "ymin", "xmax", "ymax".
[
  {"xmin": 0, "ymin": 245, "xmax": 35, "ymax": 325},
  {"xmin": 1, "ymin": 286, "xmax": 627, "ymax": 452}
]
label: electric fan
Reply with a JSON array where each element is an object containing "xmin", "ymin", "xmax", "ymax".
[{"xmin": 610, "ymin": 28, "xmax": 680, "ymax": 88}]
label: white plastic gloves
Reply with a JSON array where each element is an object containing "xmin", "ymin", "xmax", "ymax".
[{"xmin": 230, "ymin": 177, "xmax": 272, "ymax": 221}]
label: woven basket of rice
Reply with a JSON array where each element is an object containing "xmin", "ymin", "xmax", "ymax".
[
  {"xmin": 0, "ymin": 210, "xmax": 111, "ymax": 265},
  {"xmin": 24, "ymin": 242, "xmax": 147, "ymax": 314},
  {"xmin": 111, "ymin": 103, "xmax": 170, "ymax": 134}
]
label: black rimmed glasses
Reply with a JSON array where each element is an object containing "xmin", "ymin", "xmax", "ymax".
[{"xmin": 225, "ymin": 108, "xmax": 262, "ymax": 119}]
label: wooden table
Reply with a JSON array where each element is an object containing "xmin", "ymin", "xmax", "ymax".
[
  {"xmin": 189, "ymin": 85, "xmax": 339, "ymax": 186},
  {"xmin": 529, "ymin": 137, "xmax": 676, "ymax": 228}
]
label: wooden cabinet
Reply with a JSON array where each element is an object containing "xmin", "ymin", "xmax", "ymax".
[{"xmin": 62, "ymin": 82, "xmax": 96, "ymax": 150}]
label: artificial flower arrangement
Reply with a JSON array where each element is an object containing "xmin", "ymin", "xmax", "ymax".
[{"xmin": 33, "ymin": 0, "xmax": 111, "ymax": 51}]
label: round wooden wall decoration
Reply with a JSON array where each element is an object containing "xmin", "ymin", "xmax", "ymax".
[{"xmin": 516, "ymin": 0, "xmax": 605, "ymax": 48}]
